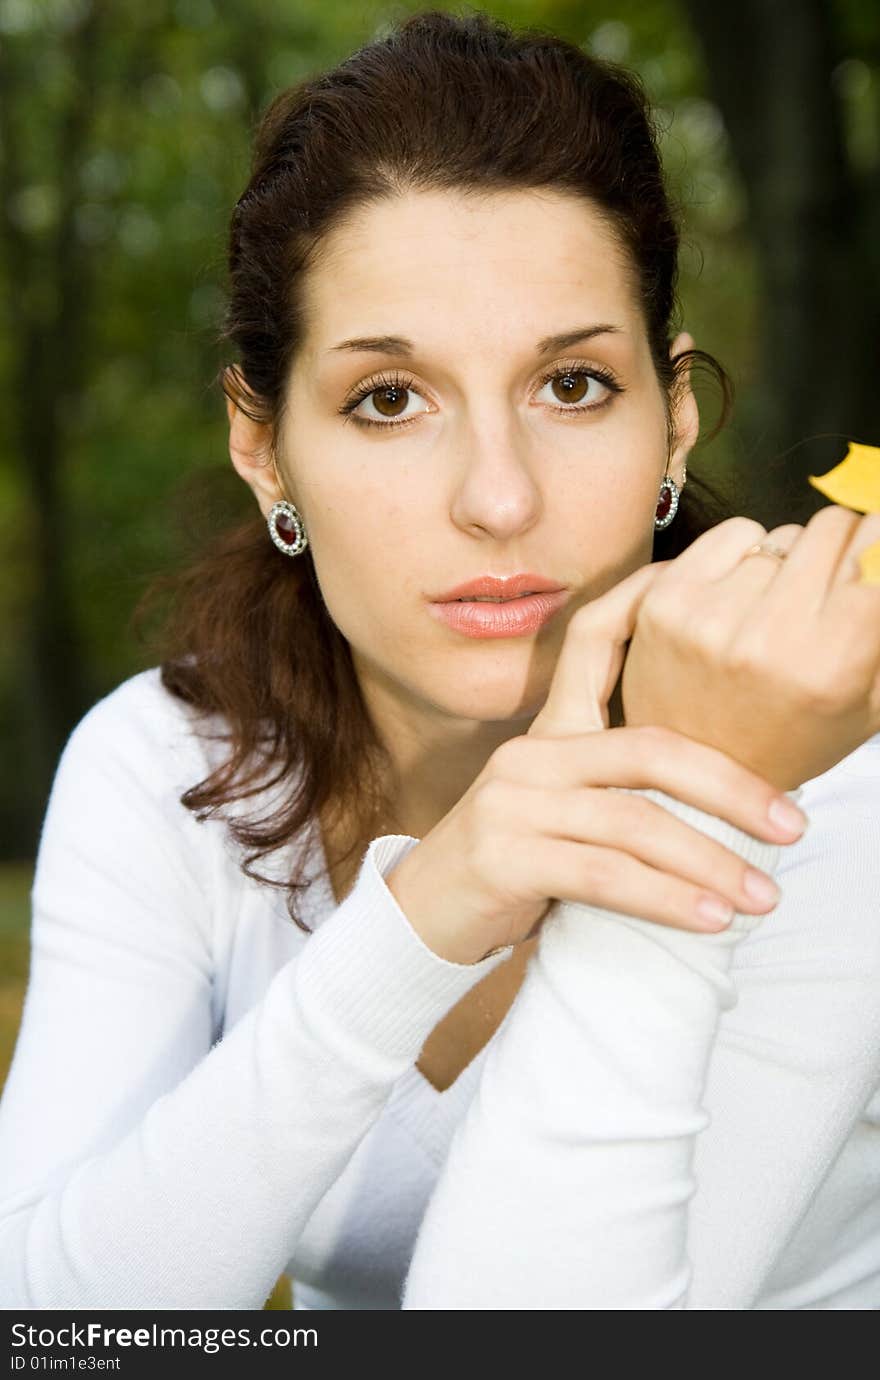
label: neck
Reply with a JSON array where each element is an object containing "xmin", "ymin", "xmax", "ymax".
[
  {"xmin": 380, "ymin": 675, "xmax": 627, "ymax": 841},
  {"xmin": 323, "ymin": 662, "xmax": 629, "ymax": 878},
  {"xmin": 385, "ymin": 730, "xmax": 514, "ymax": 840}
]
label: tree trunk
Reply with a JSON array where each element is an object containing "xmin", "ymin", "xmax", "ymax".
[
  {"xmin": 0, "ymin": 3, "xmax": 109, "ymax": 844},
  {"xmin": 682, "ymin": 0, "xmax": 880, "ymax": 526}
]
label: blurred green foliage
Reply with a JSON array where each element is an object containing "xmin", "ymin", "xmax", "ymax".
[
  {"xmin": 1, "ymin": 0, "xmax": 878, "ymax": 858},
  {"xmin": 0, "ymin": 862, "xmax": 32, "ymax": 1084}
]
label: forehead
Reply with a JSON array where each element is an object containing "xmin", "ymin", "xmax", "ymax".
[{"xmin": 299, "ymin": 187, "xmax": 641, "ymax": 354}]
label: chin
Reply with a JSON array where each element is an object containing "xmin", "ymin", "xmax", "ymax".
[{"xmin": 430, "ymin": 673, "xmax": 552, "ymax": 725}]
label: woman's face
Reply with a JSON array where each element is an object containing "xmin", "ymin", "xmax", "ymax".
[{"xmin": 232, "ymin": 187, "xmax": 696, "ymax": 744}]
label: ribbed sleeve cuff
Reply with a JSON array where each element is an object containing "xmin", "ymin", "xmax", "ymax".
[{"xmin": 293, "ymin": 834, "xmax": 515, "ymax": 1074}]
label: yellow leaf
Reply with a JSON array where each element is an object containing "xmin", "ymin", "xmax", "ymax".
[
  {"xmin": 808, "ymin": 442, "xmax": 880, "ymax": 513},
  {"xmin": 858, "ymin": 539, "xmax": 880, "ymax": 586}
]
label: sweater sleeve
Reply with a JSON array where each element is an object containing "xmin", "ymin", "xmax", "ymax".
[
  {"xmin": 0, "ymin": 685, "xmax": 512, "ymax": 1309},
  {"xmin": 401, "ymin": 769, "xmax": 878, "ymax": 1310},
  {"xmin": 685, "ymin": 742, "xmax": 880, "ymax": 1308}
]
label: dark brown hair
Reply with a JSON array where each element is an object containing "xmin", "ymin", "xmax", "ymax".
[{"xmin": 135, "ymin": 7, "xmax": 733, "ymax": 931}]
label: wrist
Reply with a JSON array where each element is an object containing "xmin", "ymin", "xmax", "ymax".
[{"xmin": 384, "ymin": 848, "xmax": 496, "ymax": 966}]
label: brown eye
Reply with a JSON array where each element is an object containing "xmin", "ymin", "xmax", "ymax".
[
  {"xmin": 371, "ymin": 385, "xmax": 410, "ymax": 418},
  {"xmin": 535, "ymin": 367, "xmax": 617, "ymax": 413},
  {"xmin": 342, "ymin": 373, "xmax": 430, "ymax": 427},
  {"xmin": 550, "ymin": 371, "xmax": 591, "ymax": 404}
]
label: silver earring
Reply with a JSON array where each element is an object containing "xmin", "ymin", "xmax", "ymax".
[
  {"xmin": 654, "ymin": 474, "xmax": 681, "ymax": 530},
  {"xmin": 267, "ymin": 499, "xmax": 308, "ymax": 556}
]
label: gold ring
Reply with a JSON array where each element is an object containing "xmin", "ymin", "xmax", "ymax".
[{"xmin": 743, "ymin": 541, "xmax": 789, "ymax": 562}]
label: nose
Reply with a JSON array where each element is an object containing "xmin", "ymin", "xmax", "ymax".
[{"xmin": 449, "ymin": 410, "xmax": 544, "ymax": 540}]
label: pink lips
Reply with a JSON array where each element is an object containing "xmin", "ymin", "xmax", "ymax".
[
  {"xmin": 431, "ymin": 572, "xmax": 566, "ymax": 602},
  {"xmin": 428, "ymin": 572, "xmax": 569, "ymax": 640},
  {"xmin": 428, "ymin": 587, "xmax": 570, "ymax": 639}
]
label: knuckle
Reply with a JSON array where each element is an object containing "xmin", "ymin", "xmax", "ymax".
[
  {"xmin": 637, "ymin": 589, "xmax": 673, "ymax": 627},
  {"xmin": 640, "ymin": 577, "xmax": 685, "ymax": 620},
  {"xmin": 489, "ymin": 735, "xmax": 528, "ymax": 776},
  {"xmin": 632, "ymin": 723, "xmax": 676, "ymax": 755},
  {"xmin": 689, "ymin": 611, "xmax": 731, "ymax": 652},
  {"xmin": 719, "ymin": 516, "xmax": 767, "ymax": 543},
  {"xmin": 766, "ymin": 522, "xmax": 804, "ymax": 543},
  {"xmin": 806, "ymin": 503, "xmax": 858, "ymax": 531},
  {"xmin": 799, "ymin": 674, "xmax": 851, "ymax": 714},
  {"xmin": 725, "ymin": 632, "xmax": 772, "ymax": 676},
  {"xmin": 618, "ymin": 792, "xmax": 663, "ymax": 834},
  {"xmin": 583, "ymin": 850, "xmax": 616, "ymax": 901}
]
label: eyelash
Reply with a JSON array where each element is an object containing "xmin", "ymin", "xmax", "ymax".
[{"xmin": 336, "ymin": 361, "xmax": 624, "ymax": 431}]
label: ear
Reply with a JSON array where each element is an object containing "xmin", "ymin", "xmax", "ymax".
[
  {"xmin": 224, "ymin": 366, "xmax": 285, "ymax": 518},
  {"xmin": 667, "ymin": 330, "xmax": 699, "ymax": 483}
]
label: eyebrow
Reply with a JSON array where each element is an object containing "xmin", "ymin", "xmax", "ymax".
[{"xmin": 326, "ymin": 324, "xmax": 623, "ymax": 358}]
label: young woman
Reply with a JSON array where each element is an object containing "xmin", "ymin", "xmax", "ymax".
[{"xmin": 1, "ymin": 10, "xmax": 878, "ymax": 1310}]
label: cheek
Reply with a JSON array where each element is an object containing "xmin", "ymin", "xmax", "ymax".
[
  {"xmin": 305, "ymin": 487, "xmax": 420, "ymax": 635},
  {"xmin": 552, "ymin": 430, "xmax": 665, "ymax": 535},
  {"xmin": 551, "ymin": 395, "xmax": 667, "ymax": 471}
]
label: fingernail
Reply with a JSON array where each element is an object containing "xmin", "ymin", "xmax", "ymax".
[
  {"xmin": 696, "ymin": 895, "xmax": 735, "ymax": 928},
  {"xmin": 743, "ymin": 869, "xmax": 781, "ymax": 907},
  {"xmin": 768, "ymin": 797, "xmax": 807, "ymax": 836}
]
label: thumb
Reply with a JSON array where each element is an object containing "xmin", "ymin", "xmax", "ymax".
[{"xmin": 529, "ymin": 560, "xmax": 670, "ymax": 737}]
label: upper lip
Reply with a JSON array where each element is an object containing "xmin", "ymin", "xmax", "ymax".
[{"xmin": 431, "ymin": 573, "xmax": 567, "ymax": 602}]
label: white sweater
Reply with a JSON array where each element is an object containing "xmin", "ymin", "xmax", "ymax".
[{"xmin": 0, "ymin": 667, "xmax": 878, "ymax": 1310}]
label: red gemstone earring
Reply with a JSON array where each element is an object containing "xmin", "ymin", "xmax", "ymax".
[
  {"xmin": 267, "ymin": 499, "xmax": 309, "ymax": 556},
  {"xmin": 654, "ymin": 473, "xmax": 681, "ymax": 530}
]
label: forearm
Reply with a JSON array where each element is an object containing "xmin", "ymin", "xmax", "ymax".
[
  {"xmin": 0, "ymin": 834, "xmax": 511, "ymax": 1310},
  {"xmin": 402, "ymin": 788, "xmax": 791, "ymax": 1309}
]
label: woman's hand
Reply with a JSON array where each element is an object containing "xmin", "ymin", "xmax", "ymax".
[
  {"xmin": 621, "ymin": 506, "xmax": 880, "ymax": 792},
  {"xmin": 385, "ymin": 566, "xmax": 807, "ymax": 966}
]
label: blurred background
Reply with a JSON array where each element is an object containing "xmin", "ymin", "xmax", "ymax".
[{"xmin": 1, "ymin": 0, "xmax": 879, "ymax": 1087}]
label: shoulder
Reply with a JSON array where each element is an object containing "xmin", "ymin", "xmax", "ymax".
[
  {"xmin": 30, "ymin": 668, "xmax": 233, "ymax": 963},
  {"xmin": 58, "ymin": 665, "xmax": 231, "ymax": 800},
  {"xmin": 64, "ymin": 665, "xmax": 215, "ymax": 775},
  {"xmin": 40, "ymin": 666, "xmax": 234, "ymax": 890},
  {"xmin": 49, "ymin": 666, "xmax": 313, "ymax": 895}
]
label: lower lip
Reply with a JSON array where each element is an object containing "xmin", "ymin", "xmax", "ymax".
[{"xmin": 428, "ymin": 590, "xmax": 570, "ymax": 639}]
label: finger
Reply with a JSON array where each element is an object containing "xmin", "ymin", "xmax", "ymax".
[
  {"xmin": 533, "ymin": 835, "xmax": 748, "ymax": 934},
  {"xmin": 499, "ymin": 725, "xmax": 808, "ymax": 842},
  {"xmin": 729, "ymin": 521, "xmax": 803, "ymax": 574},
  {"xmin": 709, "ymin": 522, "xmax": 803, "ymax": 634},
  {"xmin": 528, "ymin": 783, "xmax": 780, "ymax": 917},
  {"xmin": 767, "ymin": 503, "xmax": 862, "ymax": 606},
  {"xmin": 648, "ymin": 515, "xmax": 769, "ymax": 584},
  {"xmin": 533, "ymin": 561, "xmax": 671, "ymax": 736},
  {"xmin": 830, "ymin": 511, "xmax": 880, "ymax": 587}
]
